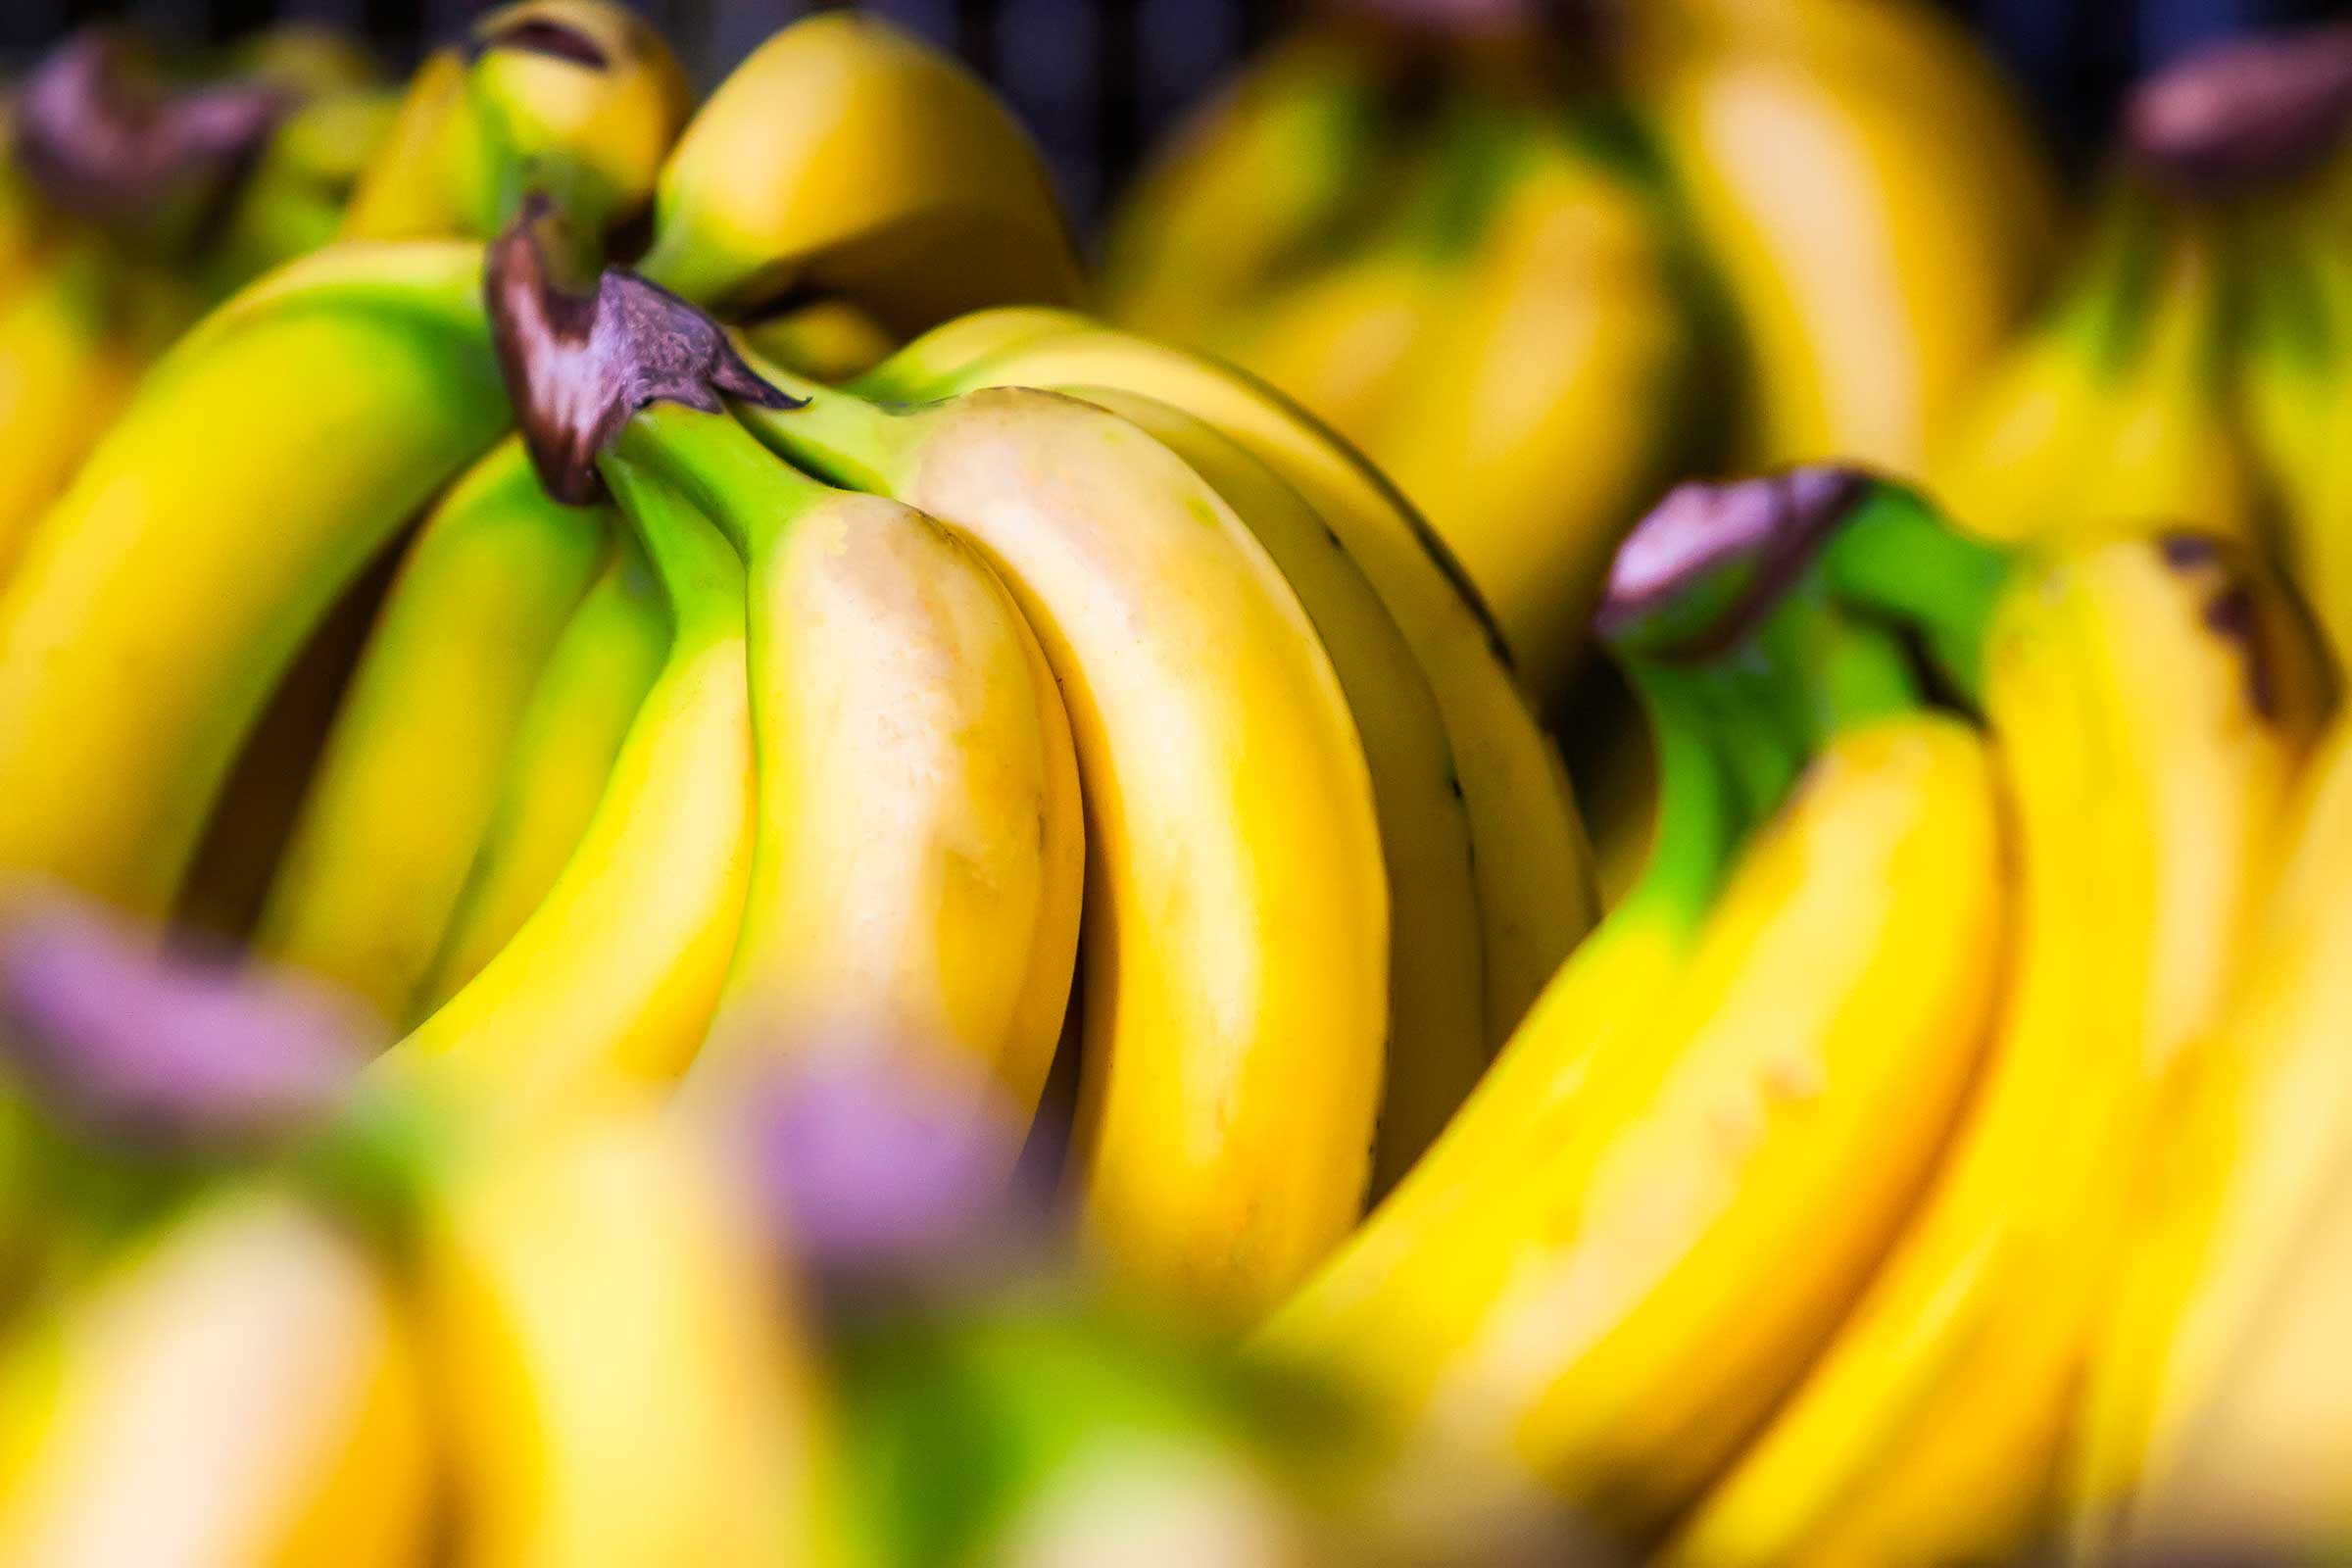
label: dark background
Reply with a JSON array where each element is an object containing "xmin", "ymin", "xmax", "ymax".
[{"xmin": 4, "ymin": 0, "xmax": 2348, "ymax": 224}]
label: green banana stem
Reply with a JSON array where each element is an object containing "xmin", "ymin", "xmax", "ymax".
[
  {"xmin": 1816, "ymin": 482, "xmax": 2013, "ymax": 706},
  {"xmin": 1607, "ymin": 661, "xmax": 1769, "ymax": 936},
  {"xmin": 598, "ymin": 453, "xmax": 747, "ymax": 643},
  {"xmin": 610, "ymin": 403, "xmax": 832, "ymax": 560},
  {"xmin": 724, "ymin": 345, "xmax": 921, "ymax": 496}
]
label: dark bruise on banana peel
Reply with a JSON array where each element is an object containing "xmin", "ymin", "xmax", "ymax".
[
  {"xmin": 1595, "ymin": 466, "xmax": 1871, "ymax": 662},
  {"xmin": 485, "ymin": 197, "xmax": 801, "ymax": 506},
  {"xmin": 2126, "ymin": 21, "xmax": 2352, "ymax": 186},
  {"xmin": 12, "ymin": 26, "xmax": 287, "ymax": 245},
  {"xmin": 2157, "ymin": 530, "xmax": 2292, "ymax": 722}
]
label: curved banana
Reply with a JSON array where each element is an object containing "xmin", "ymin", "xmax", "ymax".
[
  {"xmin": 1630, "ymin": 0, "xmax": 2060, "ymax": 471},
  {"xmin": 734, "ymin": 362, "xmax": 1388, "ymax": 1323},
  {"xmin": 1217, "ymin": 243, "xmax": 1444, "ymax": 456},
  {"xmin": 636, "ymin": 12, "xmax": 1080, "ymax": 332},
  {"xmin": 254, "ymin": 438, "xmax": 610, "ymax": 1021},
  {"xmin": 861, "ymin": 309, "xmax": 1594, "ymax": 1051},
  {"xmin": 416, "ymin": 535, "xmax": 668, "ymax": 1017},
  {"xmin": 1370, "ymin": 127, "xmax": 1699, "ymax": 698},
  {"xmin": 613, "ymin": 406, "xmax": 1084, "ymax": 1126},
  {"xmin": 2070, "ymin": 715, "xmax": 2352, "ymax": 1557},
  {"xmin": 341, "ymin": 1, "xmax": 689, "ymax": 246},
  {"xmin": 0, "ymin": 241, "xmax": 507, "ymax": 917},
  {"xmin": 1065, "ymin": 384, "xmax": 1480, "ymax": 1189},
  {"xmin": 1673, "ymin": 533, "xmax": 2320, "ymax": 1566},
  {"xmin": 420, "ymin": 1109, "xmax": 846, "ymax": 1565},
  {"xmin": 379, "ymin": 459, "xmax": 752, "ymax": 1120},
  {"xmin": 0, "ymin": 1186, "xmax": 429, "ymax": 1567}
]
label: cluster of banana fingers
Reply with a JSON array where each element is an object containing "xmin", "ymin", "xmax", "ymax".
[
  {"xmin": 1255, "ymin": 464, "xmax": 2352, "ymax": 1564},
  {"xmin": 0, "ymin": 1, "xmax": 1593, "ymax": 1343},
  {"xmin": 1101, "ymin": 0, "xmax": 2061, "ymax": 704}
]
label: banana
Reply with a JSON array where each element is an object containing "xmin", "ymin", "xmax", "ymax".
[
  {"xmin": 610, "ymin": 406, "xmax": 1084, "ymax": 1126},
  {"xmin": 1215, "ymin": 242, "xmax": 1443, "ymax": 457},
  {"xmin": 1100, "ymin": 27, "xmax": 1393, "ymax": 348},
  {"xmin": 1629, "ymin": 0, "xmax": 2060, "ymax": 471},
  {"xmin": 861, "ymin": 309, "xmax": 1595, "ymax": 1052},
  {"xmin": 730, "ymin": 355, "xmax": 1389, "ymax": 1323},
  {"xmin": 420, "ymin": 1108, "xmax": 847, "ymax": 1565},
  {"xmin": 416, "ymin": 535, "xmax": 667, "ymax": 1016},
  {"xmin": 742, "ymin": 297, "xmax": 899, "ymax": 383},
  {"xmin": 1672, "ymin": 531, "xmax": 2321, "ymax": 1566},
  {"xmin": 1268, "ymin": 479, "xmax": 2004, "ymax": 1535},
  {"xmin": 2242, "ymin": 218, "xmax": 2352, "ymax": 665},
  {"xmin": 379, "ymin": 443, "xmax": 752, "ymax": 1121},
  {"xmin": 340, "ymin": 1, "xmax": 689, "ymax": 247},
  {"xmin": 1059, "ymin": 384, "xmax": 1480, "ymax": 1189},
  {"xmin": 253, "ymin": 438, "xmax": 610, "ymax": 1021},
  {"xmin": 1935, "ymin": 198, "xmax": 2260, "ymax": 551},
  {"xmin": 0, "ymin": 241, "xmax": 508, "ymax": 918},
  {"xmin": 0, "ymin": 1185, "xmax": 430, "ymax": 1567},
  {"xmin": 2069, "ymin": 715, "xmax": 2352, "ymax": 1557},
  {"xmin": 1370, "ymin": 126, "xmax": 1699, "ymax": 699},
  {"xmin": 0, "ymin": 243, "xmax": 155, "ymax": 588},
  {"xmin": 636, "ymin": 13, "xmax": 1080, "ymax": 333}
]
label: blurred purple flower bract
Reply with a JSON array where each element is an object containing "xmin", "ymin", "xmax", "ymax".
[
  {"xmin": 0, "ymin": 892, "xmax": 380, "ymax": 1150},
  {"xmin": 752, "ymin": 1045, "xmax": 1038, "ymax": 1292}
]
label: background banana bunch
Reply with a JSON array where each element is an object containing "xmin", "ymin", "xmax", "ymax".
[{"xmin": 1102, "ymin": 0, "xmax": 2060, "ymax": 706}]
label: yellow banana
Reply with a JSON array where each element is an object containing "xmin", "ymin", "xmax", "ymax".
[
  {"xmin": 0, "ymin": 244, "xmax": 155, "ymax": 589},
  {"xmin": 636, "ymin": 12, "xmax": 1080, "ymax": 333},
  {"xmin": 1064, "ymin": 384, "xmax": 1481, "ymax": 1190},
  {"xmin": 420, "ymin": 1108, "xmax": 846, "ymax": 1566},
  {"xmin": 861, "ymin": 310, "xmax": 1595, "ymax": 1052},
  {"xmin": 380, "ymin": 448, "xmax": 752, "ymax": 1120},
  {"xmin": 1631, "ymin": 0, "xmax": 2060, "ymax": 471},
  {"xmin": 733, "ymin": 362, "xmax": 1388, "ymax": 1324},
  {"xmin": 416, "ymin": 534, "xmax": 667, "ymax": 1017},
  {"xmin": 1217, "ymin": 242, "xmax": 1444, "ymax": 456},
  {"xmin": 612, "ymin": 406, "xmax": 1084, "ymax": 1126},
  {"xmin": 1101, "ymin": 27, "xmax": 1392, "ymax": 348},
  {"xmin": 2242, "ymin": 219, "xmax": 2352, "ymax": 665},
  {"xmin": 1673, "ymin": 535, "xmax": 2319, "ymax": 1566},
  {"xmin": 742, "ymin": 297, "xmax": 899, "ymax": 383},
  {"xmin": 253, "ymin": 438, "xmax": 610, "ymax": 1021},
  {"xmin": 2070, "ymin": 715, "xmax": 2352, "ymax": 1557},
  {"xmin": 0, "ymin": 241, "xmax": 508, "ymax": 917},
  {"xmin": 1371, "ymin": 129, "xmax": 1698, "ymax": 699},
  {"xmin": 1936, "ymin": 204, "xmax": 2260, "ymax": 551},
  {"xmin": 340, "ymin": 1, "xmax": 689, "ymax": 246},
  {"xmin": 0, "ymin": 1185, "xmax": 430, "ymax": 1567}
]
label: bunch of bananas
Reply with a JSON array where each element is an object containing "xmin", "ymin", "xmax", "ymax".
[
  {"xmin": 1102, "ymin": 0, "xmax": 2059, "ymax": 702},
  {"xmin": 0, "ymin": 22, "xmax": 402, "ymax": 590},
  {"xmin": 1936, "ymin": 23, "xmax": 2352, "ymax": 674},
  {"xmin": 0, "ymin": 0, "xmax": 1589, "ymax": 1350}
]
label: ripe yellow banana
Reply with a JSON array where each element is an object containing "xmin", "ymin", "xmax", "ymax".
[
  {"xmin": 742, "ymin": 297, "xmax": 899, "ymax": 383},
  {"xmin": 340, "ymin": 1, "xmax": 689, "ymax": 246},
  {"xmin": 636, "ymin": 12, "xmax": 1080, "ymax": 333},
  {"xmin": 1935, "ymin": 201, "xmax": 2260, "ymax": 551},
  {"xmin": 732, "ymin": 360, "xmax": 1388, "ymax": 1324},
  {"xmin": 2069, "ymin": 714, "xmax": 2352, "ymax": 1557},
  {"xmin": 1216, "ymin": 242, "xmax": 1444, "ymax": 456},
  {"xmin": 1673, "ymin": 534, "xmax": 2320, "ymax": 1566},
  {"xmin": 1371, "ymin": 127, "xmax": 1698, "ymax": 699},
  {"xmin": 1100, "ymin": 27, "xmax": 1394, "ymax": 349},
  {"xmin": 419, "ymin": 1108, "xmax": 847, "ymax": 1566},
  {"xmin": 416, "ymin": 534, "xmax": 667, "ymax": 1017},
  {"xmin": 0, "ymin": 1185, "xmax": 429, "ymax": 1566},
  {"xmin": 1062, "ymin": 383, "xmax": 1481, "ymax": 1189},
  {"xmin": 380, "ymin": 451, "xmax": 752, "ymax": 1121},
  {"xmin": 0, "ymin": 241, "xmax": 508, "ymax": 917},
  {"xmin": 1630, "ymin": 0, "xmax": 2060, "ymax": 471},
  {"xmin": 0, "ymin": 243, "xmax": 156, "ymax": 589},
  {"xmin": 612, "ymin": 405, "xmax": 1084, "ymax": 1125},
  {"xmin": 253, "ymin": 438, "xmax": 610, "ymax": 1021},
  {"xmin": 860, "ymin": 310, "xmax": 1595, "ymax": 1052}
]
